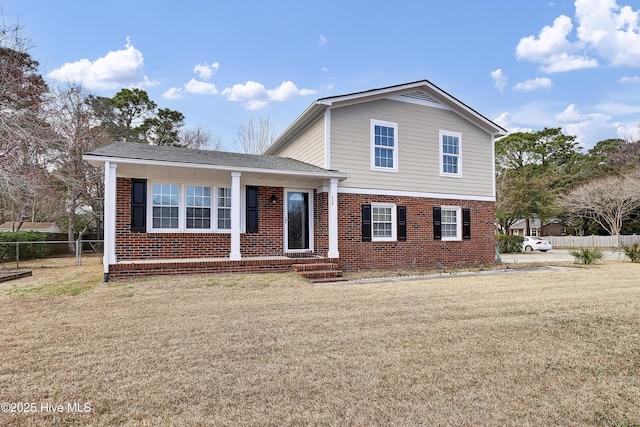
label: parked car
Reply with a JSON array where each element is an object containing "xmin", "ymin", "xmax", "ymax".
[{"xmin": 522, "ymin": 236, "xmax": 552, "ymax": 252}]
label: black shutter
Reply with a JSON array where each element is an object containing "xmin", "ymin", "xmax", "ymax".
[
  {"xmin": 361, "ymin": 204, "xmax": 372, "ymax": 242},
  {"xmin": 246, "ymin": 186, "xmax": 259, "ymax": 233},
  {"xmin": 433, "ymin": 206, "xmax": 442, "ymax": 240},
  {"xmin": 463, "ymin": 208, "xmax": 471, "ymax": 240},
  {"xmin": 397, "ymin": 206, "xmax": 407, "ymax": 241},
  {"xmin": 130, "ymin": 179, "xmax": 147, "ymax": 232}
]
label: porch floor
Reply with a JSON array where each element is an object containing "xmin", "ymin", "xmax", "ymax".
[{"xmin": 109, "ymin": 255, "xmax": 336, "ymax": 280}]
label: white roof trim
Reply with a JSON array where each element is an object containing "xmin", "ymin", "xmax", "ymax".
[{"xmin": 83, "ymin": 154, "xmax": 350, "ymax": 180}]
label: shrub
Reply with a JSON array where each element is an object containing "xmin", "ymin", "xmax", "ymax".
[
  {"xmin": 568, "ymin": 247, "xmax": 603, "ymax": 265},
  {"xmin": 496, "ymin": 234, "xmax": 524, "ymax": 254},
  {"xmin": 0, "ymin": 231, "xmax": 49, "ymax": 262},
  {"xmin": 622, "ymin": 243, "xmax": 640, "ymax": 263}
]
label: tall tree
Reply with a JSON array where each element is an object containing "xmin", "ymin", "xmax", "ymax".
[
  {"xmin": 233, "ymin": 116, "xmax": 277, "ymax": 154},
  {"xmin": 0, "ymin": 18, "xmax": 56, "ymax": 228},
  {"xmin": 495, "ymin": 128, "xmax": 579, "ymax": 235},
  {"xmin": 141, "ymin": 108, "xmax": 185, "ymax": 146},
  {"xmin": 46, "ymin": 83, "xmax": 111, "ymax": 245}
]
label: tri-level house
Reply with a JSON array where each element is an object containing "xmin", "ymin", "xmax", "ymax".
[{"xmin": 84, "ymin": 80, "xmax": 505, "ymax": 281}]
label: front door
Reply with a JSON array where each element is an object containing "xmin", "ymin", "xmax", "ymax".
[{"xmin": 285, "ymin": 190, "xmax": 312, "ymax": 252}]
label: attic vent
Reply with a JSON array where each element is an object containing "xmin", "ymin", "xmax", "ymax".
[{"xmin": 400, "ymin": 91, "xmax": 439, "ymax": 104}]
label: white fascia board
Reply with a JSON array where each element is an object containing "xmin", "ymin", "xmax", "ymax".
[
  {"xmin": 82, "ymin": 154, "xmax": 350, "ymax": 180},
  {"xmin": 335, "ymin": 186, "xmax": 495, "ymax": 202}
]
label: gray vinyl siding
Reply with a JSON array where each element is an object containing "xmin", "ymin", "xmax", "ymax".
[
  {"xmin": 275, "ymin": 116, "xmax": 325, "ymax": 168},
  {"xmin": 329, "ymin": 98, "xmax": 494, "ymax": 198}
]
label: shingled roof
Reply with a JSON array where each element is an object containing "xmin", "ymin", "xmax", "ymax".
[{"xmin": 85, "ymin": 142, "xmax": 347, "ymax": 178}]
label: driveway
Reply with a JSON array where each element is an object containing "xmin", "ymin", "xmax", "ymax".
[{"xmin": 499, "ymin": 248, "xmax": 625, "ymax": 264}]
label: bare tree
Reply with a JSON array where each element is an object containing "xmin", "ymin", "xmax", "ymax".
[
  {"xmin": 179, "ymin": 125, "xmax": 221, "ymax": 150},
  {"xmin": 233, "ymin": 116, "xmax": 277, "ymax": 154},
  {"xmin": 562, "ymin": 170, "xmax": 640, "ymax": 236},
  {"xmin": 0, "ymin": 17, "xmax": 57, "ymax": 228}
]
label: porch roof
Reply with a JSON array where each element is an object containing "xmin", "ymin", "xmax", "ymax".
[{"xmin": 84, "ymin": 142, "xmax": 349, "ymax": 181}]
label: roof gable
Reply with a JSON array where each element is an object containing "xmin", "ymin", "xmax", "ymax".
[{"xmin": 265, "ymin": 80, "xmax": 506, "ymax": 155}]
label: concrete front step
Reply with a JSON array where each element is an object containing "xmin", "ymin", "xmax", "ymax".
[{"xmin": 292, "ymin": 263, "xmax": 347, "ymax": 283}]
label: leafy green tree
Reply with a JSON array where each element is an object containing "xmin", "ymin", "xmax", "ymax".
[
  {"xmin": 141, "ymin": 108, "xmax": 185, "ymax": 146},
  {"xmin": 495, "ymin": 128, "xmax": 580, "ymax": 235}
]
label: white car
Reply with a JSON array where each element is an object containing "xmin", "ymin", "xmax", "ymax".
[{"xmin": 522, "ymin": 236, "xmax": 552, "ymax": 252}]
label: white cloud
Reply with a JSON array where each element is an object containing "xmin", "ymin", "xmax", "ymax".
[
  {"xmin": 514, "ymin": 77, "xmax": 553, "ymax": 91},
  {"xmin": 517, "ymin": 1, "xmax": 640, "ymax": 71},
  {"xmin": 491, "ymin": 69, "xmax": 508, "ymax": 91},
  {"xmin": 193, "ymin": 62, "xmax": 219, "ymax": 80},
  {"xmin": 615, "ymin": 122, "xmax": 640, "ymax": 141},
  {"xmin": 184, "ymin": 78, "xmax": 218, "ymax": 95},
  {"xmin": 222, "ymin": 80, "xmax": 317, "ymax": 110},
  {"xmin": 554, "ymin": 104, "xmax": 612, "ymax": 148},
  {"xmin": 619, "ymin": 75, "xmax": 640, "ymax": 83},
  {"xmin": 48, "ymin": 38, "xmax": 156, "ymax": 90},
  {"xmin": 319, "ymin": 35, "xmax": 328, "ymax": 46},
  {"xmin": 162, "ymin": 87, "xmax": 183, "ymax": 100},
  {"xmin": 493, "ymin": 112, "xmax": 534, "ymax": 134}
]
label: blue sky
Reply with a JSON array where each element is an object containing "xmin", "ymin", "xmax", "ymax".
[{"xmin": 4, "ymin": 0, "xmax": 640, "ymax": 151}]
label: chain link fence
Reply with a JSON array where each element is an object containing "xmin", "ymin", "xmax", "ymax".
[{"xmin": 0, "ymin": 240, "xmax": 103, "ymax": 269}]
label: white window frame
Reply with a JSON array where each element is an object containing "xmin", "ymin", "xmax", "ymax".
[
  {"xmin": 439, "ymin": 130, "xmax": 462, "ymax": 177},
  {"xmin": 186, "ymin": 185, "xmax": 212, "ymax": 230},
  {"xmin": 370, "ymin": 119, "xmax": 399, "ymax": 173},
  {"xmin": 147, "ymin": 182, "xmax": 232, "ymax": 233},
  {"xmin": 441, "ymin": 206, "xmax": 462, "ymax": 241},
  {"xmin": 371, "ymin": 202, "xmax": 397, "ymax": 242}
]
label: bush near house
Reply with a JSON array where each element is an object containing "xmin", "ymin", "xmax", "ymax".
[
  {"xmin": 496, "ymin": 234, "xmax": 523, "ymax": 254},
  {"xmin": 0, "ymin": 231, "xmax": 49, "ymax": 262}
]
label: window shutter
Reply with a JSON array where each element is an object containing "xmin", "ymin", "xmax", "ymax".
[
  {"xmin": 463, "ymin": 208, "xmax": 471, "ymax": 240},
  {"xmin": 361, "ymin": 204, "xmax": 372, "ymax": 242},
  {"xmin": 433, "ymin": 206, "xmax": 442, "ymax": 240},
  {"xmin": 246, "ymin": 186, "xmax": 259, "ymax": 233},
  {"xmin": 397, "ymin": 206, "xmax": 407, "ymax": 241},
  {"xmin": 130, "ymin": 179, "xmax": 147, "ymax": 232}
]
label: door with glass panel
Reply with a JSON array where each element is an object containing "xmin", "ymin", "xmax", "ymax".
[{"xmin": 285, "ymin": 190, "xmax": 312, "ymax": 252}]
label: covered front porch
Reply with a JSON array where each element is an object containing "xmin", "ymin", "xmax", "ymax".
[{"xmin": 83, "ymin": 143, "xmax": 349, "ymax": 281}]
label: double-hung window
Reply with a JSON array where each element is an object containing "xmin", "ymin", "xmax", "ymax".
[
  {"xmin": 371, "ymin": 203, "xmax": 397, "ymax": 241},
  {"xmin": 440, "ymin": 130, "xmax": 462, "ymax": 177},
  {"xmin": 186, "ymin": 186, "xmax": 211, "ymax": 229},
  {"xmin": 152, "ymin": 184, "xmax": 180, "ymax": 229},
  {"xmin": 150, "ymin": 183, "xmax": 231, "ymax": 232},
  {"xmin": 371, "ymin": 120, "xmax": 398, "ymax": 172},
  {"xmin": 441, "ymin": 206, "xmax": 461, "ymax": 241},
  {"xmin": 217, "ymin": 188, "xmax": 231, "ymax": 230}
]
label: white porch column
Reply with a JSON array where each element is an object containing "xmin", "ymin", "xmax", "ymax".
[
  {"xmin": 327, "ymin": 178, "xmax": 339, "ymax": 259},
  {"xmin": 230, "ymin": 172, "xmax": 242, "ymax": 260},
  {"xmin": 103, "ymin": 161, "xmax": 117, "ymax": 280}
]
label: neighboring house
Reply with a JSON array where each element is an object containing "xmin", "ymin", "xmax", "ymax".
[
  {"xmin": 84, "ymin": 80, "xmax": 505, "ymax": 280},
  {"xmin": 509, "ymin": 219, "xmax": 565, "ymax": 237},
  {"xmin": 0, "ymin": 222, "xmax": 62, "ymax": 233}
]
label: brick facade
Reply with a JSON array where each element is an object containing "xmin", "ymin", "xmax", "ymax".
[
  {"xmin": 335, "ymin": 193, "xmax": 495, "ymax": 271},
  {"xmin": 112, "ymin": 177, "xmax": 495, "ymax": 277}
]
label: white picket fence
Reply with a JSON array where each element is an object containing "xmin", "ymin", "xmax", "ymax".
[{"xmin": 545, "ymin": 235, "xmax": 640, "ymax": 248}]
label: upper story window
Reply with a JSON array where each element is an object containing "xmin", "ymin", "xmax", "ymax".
[
  {"xmin": 371, "ymin": 120, "xmax": 398, "ymax": 172},
  {"xmin": 440, "ymin": 130, "xmax": 462, "ymax": 177}
]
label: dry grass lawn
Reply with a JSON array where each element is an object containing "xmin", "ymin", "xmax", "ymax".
[{"xmin": 1, "ymin": 257, "xmax": 639, "ymax": 426}]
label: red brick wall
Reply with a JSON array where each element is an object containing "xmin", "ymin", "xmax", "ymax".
[
  {"xmin": 335, "ymin": 193, "xmax": 495, "ymax": 271},
  {"xmin": 115, "ymin": 178, "xmax": 286, "ymax": 260},
  {"xmin": 114, "ymin": 178, "xmax": 495, "ymax": 271}
]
